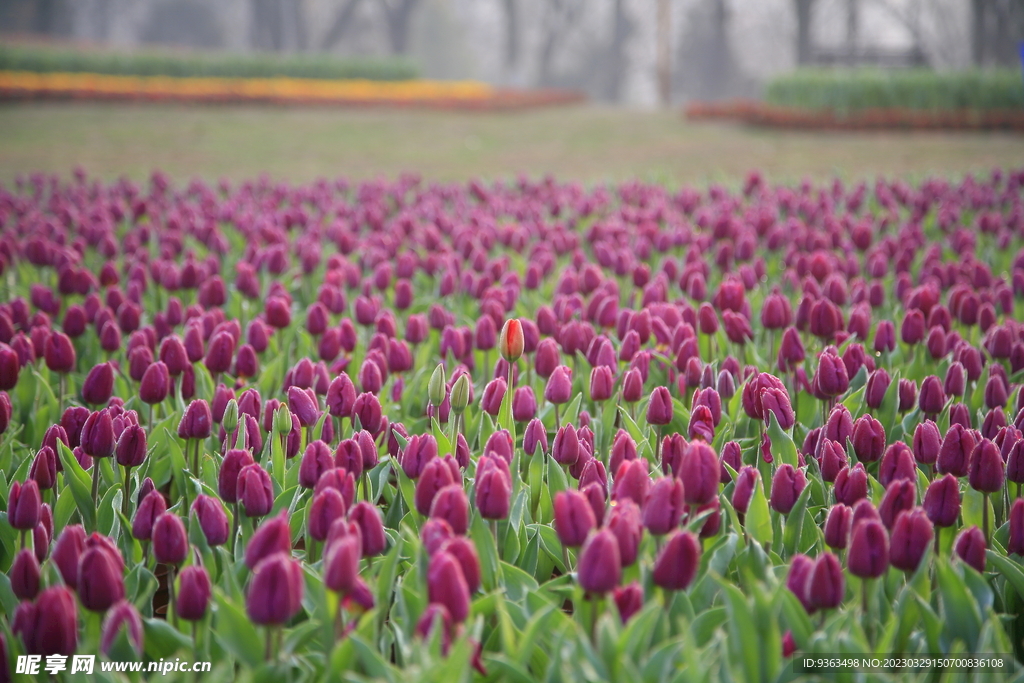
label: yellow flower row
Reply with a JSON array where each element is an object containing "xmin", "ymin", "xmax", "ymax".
[{"xmin": 0, "ymin": 70, "xmax": 494, "ymax": 102}]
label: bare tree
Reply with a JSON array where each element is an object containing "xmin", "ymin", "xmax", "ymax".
[
  {"xmin": 656, "ymin": 0, "xmax": 671, "ymax": 106},
  {"xmin": 537, "ymin": 0, "xmax": 585, "ymax": 86},
  {"xmin": 320, "ymin": 0, "xmax": 365, "ymax": 50},
  {"xmin": 502, "ymin": 0, "xmax": 521, "ymax": 70},
  {"xmin": 794, "ymin": 0, "xmax": 815, "ymax": 64},
  {"xmin": 606, "ymin": 0, "xmax": 633, "ymax": 101},
  {"xmin": 381, "ymin": 0, "xmax": 422, "ymax": 54}
]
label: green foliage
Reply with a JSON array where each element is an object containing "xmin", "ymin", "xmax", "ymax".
[
  {"xmin": 765, "ymin": 68, "xmax": 1024, "ymax": 113},
  {"xmin": 0, "ymin": 43, "xmax": 419, "ymax": 82}
]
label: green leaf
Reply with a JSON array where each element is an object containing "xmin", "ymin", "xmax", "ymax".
[
  {"xmin": 142, "ymin": 617, "xmax": 193, "ymax": 659},
  {"xmin": 470, "ymin": 512, "xmax": 502, "ymax": 591},
  {"xmin": 55, "ymin": 441, "xmax": 96, "ymax": 532},
  {"xmin": 765, "ymin": 411, "xmax": 798, "ymax": 468},
  {"xmin": 212, "ymin": 591, "xmax": 264, "ymax": 668},
  {"xmin": 781, "ymin": 483, "xmax": 813, "ymax": 557},
  {"xmin": 935, "ymin": 560, "xmax": 982, "ymax": 652},
  {"xmin": 745, "ymin": 470, "xmax": 773, "ymax": 546}
]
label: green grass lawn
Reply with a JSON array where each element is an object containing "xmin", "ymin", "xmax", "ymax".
[{"xmin": 1, "ymin": 102, "xmax": 1023, "ymax": 186}]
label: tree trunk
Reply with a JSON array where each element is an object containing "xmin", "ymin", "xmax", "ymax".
[
  {"xmin": 606, "ymin": 0, "xmax": 630, "ymax": 101},
  {"xmin": 321, "ymin": 0, "xmax": 364, "ymax": 50},
  {"xmin": 503, "ymin": 0, "xmax": 520, "ymax": 69},
  {"xmin": 384, "ymin": 0, "xmax": 419, "ymax": 55},
  {"xmin": 656, "ymin": 0, "xmax": 671, "ymax": 106},
  {"xmin": 971, "ymin": 0, "xmax": 986, "ymax": 65},
  {"xmin": 845, "ymin": 0, "xmax": 858, "ymax": 65},
  {"xmin": 795, "ymin": 0, "xmax": 814, "ymax": 65},
  {"xmin": 251, "ymin": 0, "xmax": 284, "ymax": 51}
]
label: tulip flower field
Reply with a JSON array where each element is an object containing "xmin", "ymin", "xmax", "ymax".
[{"xmin": 4, "ymin": 168, "xmax": 1024, "ymax": 682}]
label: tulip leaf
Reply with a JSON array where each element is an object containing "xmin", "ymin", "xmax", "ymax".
[
  {"xmin": 935, "ymin": 560, "xmax": 982, "ymax": 651},
  {"xmin": 56, "ymin": 440, "xmax": 96, "ymax": 532},
  {"xmin": 212, "ymin": 592, "xmax": 264, "ymax": 668},
  {"xmin": 962, "ymin": 487, "xmax": 994, "ymax": 535},
  {"xmin": 470, "ymin": 512, "xmax": 503, "ymax": 592},
  {"xmin": 765, "ymin": 411, "xmax": 798, "ymax": 468},
  {"xmin": 143, "ymin": 617, "xmax": 193, "ymax": 659},
  {"xmin": 98, "ymin": 484, "xmax": 123, "ymax": 540},
  {"xmin": 270, "ymin": 426, "xmax": 286, "ymax": 488},
  {"xmin": 500, "ymin": 560, "xmax": 539, "ymax": 603},
  {"xmin": 745, "ymin": 470, "xmax": 773, "ymax": 547},
  {"xmin": 563, "ymin": 393, "xmax": 582, "ymax": 429},
  {"xmin": 986, "ymin": 551, "xmax": 1024, "ymax": 604},
  {"xmin": 782, "ymin": 483, "xmax": 813, "ymax": 557},
  {"xmin": 716, "ymin": 580, "xmax": 761, "ymax": 683},
  {"xmin": 880, "ymin": 369, "xmax": 902, "ymax": 437},
  {"xmin": 617, "ymin": 408, "xmax": 654, "ymax": 462},
  {"xmin": 53, "ymin": 484, "xmax": 76, "ymax": 537},
  {"xmin": 312, "ymin": 410, "xmax": 330, "ymax": 442},
  {"xmin": 349, "ymin": 634, "xmax": 399, "ymax": 683}
]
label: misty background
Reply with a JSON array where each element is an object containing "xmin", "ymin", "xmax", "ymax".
[{"xmin": 1, "ymin": 0, "xmax": 1022, "ymax": 106}]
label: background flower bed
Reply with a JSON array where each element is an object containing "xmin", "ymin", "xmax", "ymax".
[
  {"xmin": 0, "ymin": 43, "xmax": 418, "ymax": 82},
  {"xmin": 1, "ymin": 168, "xmax": 1024, "ymax": 681},
  {"xmin": 687, "ymin": 68, "xmax": 1024, "ymax": 132}
]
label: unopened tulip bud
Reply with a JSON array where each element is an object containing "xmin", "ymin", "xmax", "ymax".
[
  {"xmin": 554, "ymin": 490, "xmax": 597, "ymax": 547},
  {"xmin": 923, "ymin": 474, "xmax": 960, "ymax": 528},
  {"xmin": 578, "ymin": 529, "xmax": 622, "ymax": 594},
  {"xmin": 889, "ymin": 508, "xmax": 933, "ymax": 572},
  {"xmin": 450, "ymin": 374, "xmax": 470, "ymax": 414},
  {"xmin": 428, "ymin": 550, "xmax": 471, "ymax": 622},
  {"xmin": 770, "ymin": 464, "xmax": 806, "ymax": 514},
  {"xmin": 428, "ymin": 364, "xmax": 446, "ymax": 406},
  {"xmin": 953, "ymin": 526, "xmax": 986, "ymax": 573},
  {"xmin": 176, "ymin": 565, "xmax": 211, "ymax": 621},
  {"xmin": 824, "ymin": 504, "xmax": 852, "ymax": 550},
  {"xmin": 499, "ymin": 318, "xmax": 524, "ymax": 362},
  {"xmin": 848, "ymin": 519, "xmax": 889, "ymax": 578},
  {"xmin": 805, "ymin": 552, "xmax": 844, "ymax": 610},
  {"xmin": 247, "ymin": 553, "xmax": 304, "ymax": 625},
  {"xmin": 652, "ymin": 529, "xmax": 700, "ymax": 591}
]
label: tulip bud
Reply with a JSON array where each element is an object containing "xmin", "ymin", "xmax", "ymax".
[
  {"xmin": 44, "ymin": 332, "xmax": 76, "ymax": 374},
  {"xmin": 325, "ymin": 535, "xmax": 361, "ymax": 594},
  {"xmin": 953, "ymin": 526, "xmax": 986, "ymax": 573},
  {"xmin": 132, "ymin": 489, "xmax": 167, "ymax": 541},
  {"xmin": 13, "ymin": 585, "xmax": 79, "ymax": 656},
  {"xmin": 642, "ymin": 477, "xmax": 685, "ymax": 535},
  {"xmin": 921, "ymin": 473, "xmax": 960, "ymax": 528},
  {"xmin": 918, "ymin": 375, "xmax": 946, "ymax": 417},
  {"xmin": 52, "ymin": 525, "xmax": 86, "ymax": 589},
  {"xmin": 898, "ymin": 379, "xmax": 917, "ymax": 412},
  {"xmin": 552, "ymin": 423, "xmax": 580, "ymax": 466},
  {"xmin": 554, "ymin": 490, "xmax": 597, "ymax": 547},
  {"xmin": 761, "ymin": 386, "xmax": 794, "ymax": 429},
  {"xmin": 475, "ymin": 464, "xmax": 511, "ymax": 520},
  {"xmin": 81, "ymin": 410, "xmax": 115, "ymax": 459},
  {"xmin": 82, "ymin": 362, "xmax": 114, "ymax": 406},
  {"xmin": 100, "ymin": 600, "xmax": 143, "ymax": 656},
  {"xmin": 912, "ymin": 420, "xmax": 941, "ymax": 465},
  {"xmin": 969, "ymin": 438, "xmax": 1005, "ymax": 493},
  {"xmin": 428, "ymin": 364, "xmax": 446, "ymax": 406},
  {"xmin": 245, "ymin": 512, "xmax": 292, "ymax": 569},
  {"xmin": 937, "ymin": 423, "xmax": 975, "ymax": 477},
  {"xmin": 152, "ymin": 513, "xmax": 188, "ymax": 565},
  {"xmin": 606, "ymin": 498, "xmax": 643, "ymax": 566},
  {"xmin": 499, "ymin": 318, "xmax": 524, "ymax": 362},
  {"xmin": 805, "ymin": 552, "xmax": 844, "ymax": 610},
  {"xmin": 865, "ymin": 368, "xmax": 891, "ymax": 410},
  {"xmin": 427, "ymin": 550, "xmax": 471, "ymax": 622},
  {"xmin": 732, "ymin": 466, "xmax": 759, "ymax": 515},
  {"xmin": 681, "ymin": 442, "xmax": 719, "ymax": 505},
  {"xmin": 652, "ymin": 529, "xmax": 701, "ymax": 591},
  {"xmin": 441, "ymin": 536, "xmax": 481, "ymax": 593},
  {"xmin": 544, "ymin": 365, "xmax": 573, "ymax": 405},
  {"xmin": 786, "ymin": 554, "xmax": 815, "ymax": 613},
  {"xmin": 450, "ymin": 374, "xmax": 471, "ymax": 414},
  {"xmin": 578, "ymin": 529, "xmax": 622, "ymax": 594},
  {"xmin": 237, "ymin": 462, "xmax": 274, "ymax": 517},
  {"xmin": 878, "ymin": 479, "xmax": 916, "ymax": 530},
  {"xmin": 191, "ymin": 495, "xmax": 229, "ymax": 547},
  {"xmin": 247, "ymin": 553, "xmax": 304, "ymax": 625},
  {"xmin": 889, "ymin": 508, "xmax": 933, "ymax": 572},
  {"xmin": 1009, "ymin": 499, "xmax": 1024, "ymax": 556},
  {"xmin": 815, "ymin": 351, "xmax": 849, "ymax": 398},
  {"xmin": 824, "ymin": 504, "xmax": 853, "ymax": 550},
  {"xmin": 78, "ymin": 543, "xmax": 126, "ymax": 612},
  {"xmin": 847, "ymin": 519, "xmax": 890, "ymax": 582},
  {"xmin": 349, "ymin": 501, "xmax": 387, "ymax": 556},
  {"xmin": 10, "ymin": 548, "xmax": 40, "ymax": 601},
  {"xmin": 177, "ymin": 565, "xmax": 211, "ymax": 621},
  {"xmin": 8, "ymin": 480, "xmax": 41, "ymax": 530},
  {"xmin": 770, "ymin": 464, "xmax": 806, "ymax": 514},
  {"xmin": 613, "ymin": 458, "xmax": 651, "ymax": 507},
  {"xmin": 613, "ymin": 582, "xmax": 644, "ymax": 623}
]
